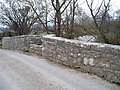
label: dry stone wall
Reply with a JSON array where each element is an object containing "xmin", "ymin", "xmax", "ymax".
[
  {"xmin": 2, "ymin": 35, "xmax": 120, "ymax": 84},
  {"xmin": 42, "ymin": 36, "xmax": 120, "ymax": 84}
]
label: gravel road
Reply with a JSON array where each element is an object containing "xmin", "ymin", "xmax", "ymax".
[{"xmin": 0, "ymin": 49, "xmax": 120, "ymax": 90}]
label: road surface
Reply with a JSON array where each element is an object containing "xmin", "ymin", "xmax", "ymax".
[{"xmin": 0, "ymin": 49, "xmax": 120, "ymax": 90}]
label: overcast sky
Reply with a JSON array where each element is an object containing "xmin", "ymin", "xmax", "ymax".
[
  {"xmin": 80, "ymin": 0, "xmax": 120, "ymax": 13},
  {"xmin": 0, "ymin": 0, "xmax": 119, "ymax": 11}
]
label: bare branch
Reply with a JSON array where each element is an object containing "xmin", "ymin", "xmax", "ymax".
[
  {"xmin": 51, "ymin": 0, "xmax": 57, "ymax": 11},
  {"xmin": 95, "ymin": 0, "xmax": 104, "ymax": 17},
  {"xmin": 61, "ymin": 0, "xmax": 72, "ymax": 14},
  {"xmin": 26, "ymin": 0, "xmax": 48, "ymax": 31}
]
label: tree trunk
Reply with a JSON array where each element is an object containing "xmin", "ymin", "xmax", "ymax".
[{"xmin": 56, "ymin": 11, "xmax": 61, "ymax": 37}]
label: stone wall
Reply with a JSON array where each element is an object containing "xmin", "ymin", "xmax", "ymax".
[
  {"xmin": 29, "ymin": 44, "xmax": 42, "ymax": 55},
  {"xmin": 42, "ymin": 36, "xmax": 120, "ymax": 84},
  {"xmin": 2, "ymin": 35, "xmax": 120, "ymax": 84},
  {"xmin": 2, "ymin": 35, "xmax": 42, "ymax": 51}
]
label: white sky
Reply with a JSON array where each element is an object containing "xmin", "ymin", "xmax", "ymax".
[
  {"xmin": 80, "ymin": 0, "xmax": 120, "ymax": 13},
  {"xmin": 111, "ymin": 0, "xmax": 120, "ymax": 10}
]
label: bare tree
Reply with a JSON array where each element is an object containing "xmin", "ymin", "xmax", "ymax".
[
  {"xmin": 0, "ymin": 0, "xmax": 37, "ymax": 35},
  {"xmin": 62, "ymin": 0, "xmax": 88, "ymax": 38},
  {"xmin": 26, "ymin": 0, "xmax": 50, "ymax": 33},
  {"xmin": 74, "ymin": 7, "xmax": 95, "ymax": 37},
  {"xmin": 68, "ymin": 0, "xmax": 78, "ymax": 39},
  {"xmin": 51, "ymin": 0, "xmax": 72, "ymax": 37},
  {"xmin": 86, "ymin": 0, "xmax": 111, "ymax": 43}
]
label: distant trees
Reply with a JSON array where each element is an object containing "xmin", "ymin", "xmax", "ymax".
[
  {"xmin": 114, "ymin": 10, "xmax": 120, "ymax": 44},
  {"xmin": 85, "ymin": 0, "xmax": 120, "ymax": 45},
  {"xmin": 86, "ymin": 0, "xmax": 111, "ymax": 43}
]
